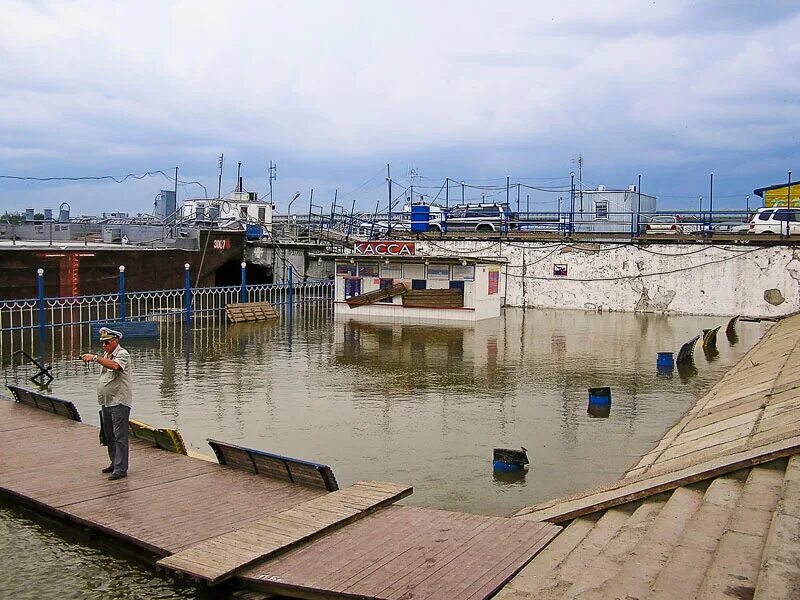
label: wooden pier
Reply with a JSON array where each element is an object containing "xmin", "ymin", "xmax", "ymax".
[{"xmin": 0, "ymin": 397, "xmax": 558, "ymax": 599}]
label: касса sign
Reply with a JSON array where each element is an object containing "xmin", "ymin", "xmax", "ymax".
[{"xmin": 353, "ymin": 241, "xmax": 416, "ymax": 256}]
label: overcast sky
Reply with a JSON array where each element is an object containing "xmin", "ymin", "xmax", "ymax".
[{"xmin": 1, "ymin": 0, "xmax": 798, "ymax": 216}]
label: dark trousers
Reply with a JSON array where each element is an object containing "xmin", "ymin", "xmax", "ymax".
[{"xmin": 101, "ymin": 404, "xmax": 130, "ymax": 475}]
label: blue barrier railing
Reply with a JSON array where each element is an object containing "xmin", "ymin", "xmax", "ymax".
[{"xmin": 0, "ymin": 267, "xmax": 334, "ymax": 362}]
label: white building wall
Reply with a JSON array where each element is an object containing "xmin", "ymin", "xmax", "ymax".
[{"xmin": 416, "ymin": 241, "xmax": 800, "ymax": 317}]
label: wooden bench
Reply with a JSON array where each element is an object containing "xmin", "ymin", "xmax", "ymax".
[
  {"xmin": 7, "ymin": 384, "xmax": 81, "ymax": 421},
  {"xmin": 128, "ymin": 419, "xmax": 187, "ymax": 455},
  {"xmin": 346, "ymin": 282, "xmax": 407, "ymax": 307},
  {"xmin": 402, "ymin": 288, "xmax": 464, "ymax": 308},
  {"xmin": 225, "ymin": 301, "xmax": 279, "ymax": 323},
  {"xmin": 207, "ymin": 439, "xmax": 338, "ymax": 491}
]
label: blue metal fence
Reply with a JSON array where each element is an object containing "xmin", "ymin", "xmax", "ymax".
[{"xmin": 0, "ymin": 264, "xmax": 334, "ymax": 365}]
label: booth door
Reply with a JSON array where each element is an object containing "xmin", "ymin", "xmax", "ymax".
[{"xmin": 449, "ymin": 280, "xmax": 465, "ymax": 299}]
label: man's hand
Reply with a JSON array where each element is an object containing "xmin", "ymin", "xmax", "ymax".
[{"xmin": 81, "ymin": 353, "xmax": 96, "ymax": 363}]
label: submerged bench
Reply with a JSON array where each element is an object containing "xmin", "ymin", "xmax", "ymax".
[
  {"xmin": 402, "ymin": 288, "xmax": 464, "ymax": 308},
  {"xmin": 128, "ymin": 419, "xmax": 187, "ymax": 455},
  {"xmin": 208, "ymin": 439, "xmax": 339, "ymax": 491},
  {"xmin": 7, "ymin": 384, "xmax": 81, "ymax": 421},
  {"xmin": 225, "ymin": 301, "xmax": 279, "ymax": 323}
]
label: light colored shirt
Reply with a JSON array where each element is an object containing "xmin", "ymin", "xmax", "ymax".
[{"xmin": 96, "ymin": 345, "xmax": 133, "ymax": 408}]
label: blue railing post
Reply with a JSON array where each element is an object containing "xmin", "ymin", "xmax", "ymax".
[
  {"xmin": 184, "ymin": 263, "xmax": 191, "ymax": 326},
  {"xmin": 118, "ymin": 265, "xmax": 126, "ymax": 321},
  {"xmin": 288, "ymin": 267, "xmax": 294, "ymax": 311},
  {"xmin": 37, "ymin": 268, "xmax": 45, "ymax": 361},
  {"xmin": 240, "ymin": 261, "xmax": 247, "ymax": 303}
]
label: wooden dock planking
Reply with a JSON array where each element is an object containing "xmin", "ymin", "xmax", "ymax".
[
  {"xmin": 158, "ymin": 481, "xmax": 413, "ymax": 584},
  {"xmin": 0, "ymin": 400, "xmax": 329, "ymax": 556},
  {"xmin": 238, "ymin": 506, "xmax": 560, "ymax": 600}
]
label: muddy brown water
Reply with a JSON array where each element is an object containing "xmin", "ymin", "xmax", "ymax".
[{"xmin": 0, "ymin": 307, "xmax": 767, "ymax": 598}]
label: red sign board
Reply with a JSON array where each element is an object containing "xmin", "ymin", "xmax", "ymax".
[{"xmin": 353, "ymin": 241, "xmax": 416, "ymax": 256}]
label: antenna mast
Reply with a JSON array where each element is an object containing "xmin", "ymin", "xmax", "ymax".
[
  {"xmin": 268, "ymin": 160, "xmax": 277, "ymax": 204},
  {"xmin": 217, "ymin": 154, "xmax": 224, "ymax": 199}
]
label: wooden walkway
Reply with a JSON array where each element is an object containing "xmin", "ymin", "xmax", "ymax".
[
  {"xmin": 0, "ymin": 399, "xmax": 559, "ymax": 599},
  {"xmin": 500, "ymin": 315, "xmax": 800, "ymax": 599}
]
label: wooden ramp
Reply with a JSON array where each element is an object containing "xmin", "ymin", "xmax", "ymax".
[
  {"xmin": 346, "ymin": 283, "xmax": 407, "ymax": 307},
  {"xmin": 226, "ymin": 301, "xmax": 279, "ymax": 323},
  {"xmin": 0, "ymin": 398, "xmax": 560, "ymax": 600}
]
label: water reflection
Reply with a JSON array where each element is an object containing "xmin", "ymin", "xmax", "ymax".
[
  {"xmin": 492, "ymin": 468, "xmax": 528, "ymax": 486},
  {"xmin": 587, "ymin": 403, "xmax": 612, "ymax": 418}
]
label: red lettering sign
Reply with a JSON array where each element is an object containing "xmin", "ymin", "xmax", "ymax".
[{"xmin": 353, "ymin": 241, "xmax": 416, "ymax": 256}]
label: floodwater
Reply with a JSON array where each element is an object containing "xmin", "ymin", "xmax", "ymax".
[{"xmin": 0, "ymin": 306, "xmax": 768, "ymax": 598}]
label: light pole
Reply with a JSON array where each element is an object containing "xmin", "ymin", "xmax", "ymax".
[
  {"xmin": 787, "ymin": 170, "xmax": 792, "ymax": 237},
  {"xmin": 461, "ymin": 181, "xmax": 465, "ymax": 204},
  {"xmin": 708, "ymin": 172, "xmax": 714, "ymax": 233},
  {"xmin": 287, "ymin": 192, "xmax": 301, "ymax": 216},
  {"xmin": 699, "ymin": 195, "xmax": 703, "ymax": 227},
  {"xmin": 637, "ymin": 174, "xmax": 642, "ymax": 236},
  {"xmin": 570, "ymin": 172, "xmax": 575, "ymax": 234}
]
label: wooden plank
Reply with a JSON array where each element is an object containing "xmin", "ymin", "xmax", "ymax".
[
  {"xmin": 225, "ymin": 302, "xmax": 279, "ymax": 323},
  {"xmin": 696, "ymin": 464, "xmax": 785, "ymax": 599},
  {"xmin": 754, "ymin": 456, "xmax": 800, "ymax": 599},
  {"xmin": 515, "ymin": 435, "xmax": 800, "ymax": 523},
  {"xmin": 577, "ymin": 485, "xmax": 706, "ymax": 600},
  {"xmin": 158, "ymin": 481, "xmax": 412, "ymax": 584},
  {"xmin": 644, "ymin": 475, "xmax": 746, "ymax": 600}
]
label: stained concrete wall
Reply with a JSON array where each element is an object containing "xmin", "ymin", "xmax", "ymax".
[{"xmin": 417, "ymin": 240, "xmax": 800, "ymax": 317}]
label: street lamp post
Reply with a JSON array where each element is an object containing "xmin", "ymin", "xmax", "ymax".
[
  {"xmin": 708, "ymin": 173, "xmax": 714, "ymax": 233},
  {"xmin": 636, "ymin": 174, "xmax": 642, "ymax": 236},
  {"xmin": 787, "ymin": 170, "xmax": 792, "ymax": 238},
  {"xmin": 461, "ymin": 181, "xmax": 465, "ymax": 204},
  {"xmin": 570, "ymin": 172, "xmax": 575, "ymax": 234}
]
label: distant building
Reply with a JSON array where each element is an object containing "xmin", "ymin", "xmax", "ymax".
[
  {"xmin": 572, "ymin": 185, "xmax": 657, "ymax": 233},
  {"xmin": 753, "ymin": 182, "xmax": 800, "ymax": 208}
]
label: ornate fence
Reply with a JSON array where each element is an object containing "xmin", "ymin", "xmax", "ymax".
[{"xmin": 0, "ymin": 266, "xmax": 333, "ymax": 366}]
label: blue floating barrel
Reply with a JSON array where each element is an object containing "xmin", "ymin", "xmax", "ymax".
[
  {"xmin": 410, "ymin": 205, "xmax": 430, "ymax": 232},
  {"xmin": 493, "ymin": 447, "xmax": 529, "ymax": 471},
  {"xmin": 588, "ymin": 386, "xmax": 611, "ymax": 406},
  {"xmin": 657, "ymin": 352, "xmax": 675, "ymax": 369}
]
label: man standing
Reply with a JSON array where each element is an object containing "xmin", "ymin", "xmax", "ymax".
[{"xmin": 82, "ymin": 327, "xmax": 133, "ymax": 481}]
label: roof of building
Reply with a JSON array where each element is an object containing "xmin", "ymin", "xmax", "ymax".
[{"xmin": 754, "ymin": 182, "xmax": 799, "ymax": 197}]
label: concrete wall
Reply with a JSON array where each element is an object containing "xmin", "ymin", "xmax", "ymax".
[{"xmin": 417, "ymin": 240, "xmax": 800, "ymax": 317}]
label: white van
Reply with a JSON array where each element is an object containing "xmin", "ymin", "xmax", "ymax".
[{"xmin": 747, "ymin": 207, "xmax": 800, "ymax": 234}]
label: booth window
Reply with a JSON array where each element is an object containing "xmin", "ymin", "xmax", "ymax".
[
  {"xmin": 336, "ymin": 263, "xmax": 357, "ymax": 276},
  {"xmin": 451, "ymin": 264, "xmax": 475, "ymax": 281},
  {"xmin": 428, "ymin": 264, "xmax": 450, "ymax": 279},
  {"xmin": 358, "ymin": 263, "xmax": 379, "ymax": 277},
  {"xmin": 403, "ymin": 263, "xmax": 426, "ymax": 280}
]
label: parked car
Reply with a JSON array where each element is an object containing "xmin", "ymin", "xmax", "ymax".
[
  {"xmin": 443, "ymin": 203, "xmax": 511, "ymax": 232},
  {"xmin": 746, "ymin": 207, "xmax": 800, "ymax": 234},
  {"xmin": 644, "ymin": 215, "xmax": 683, "ymax": 234}
]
